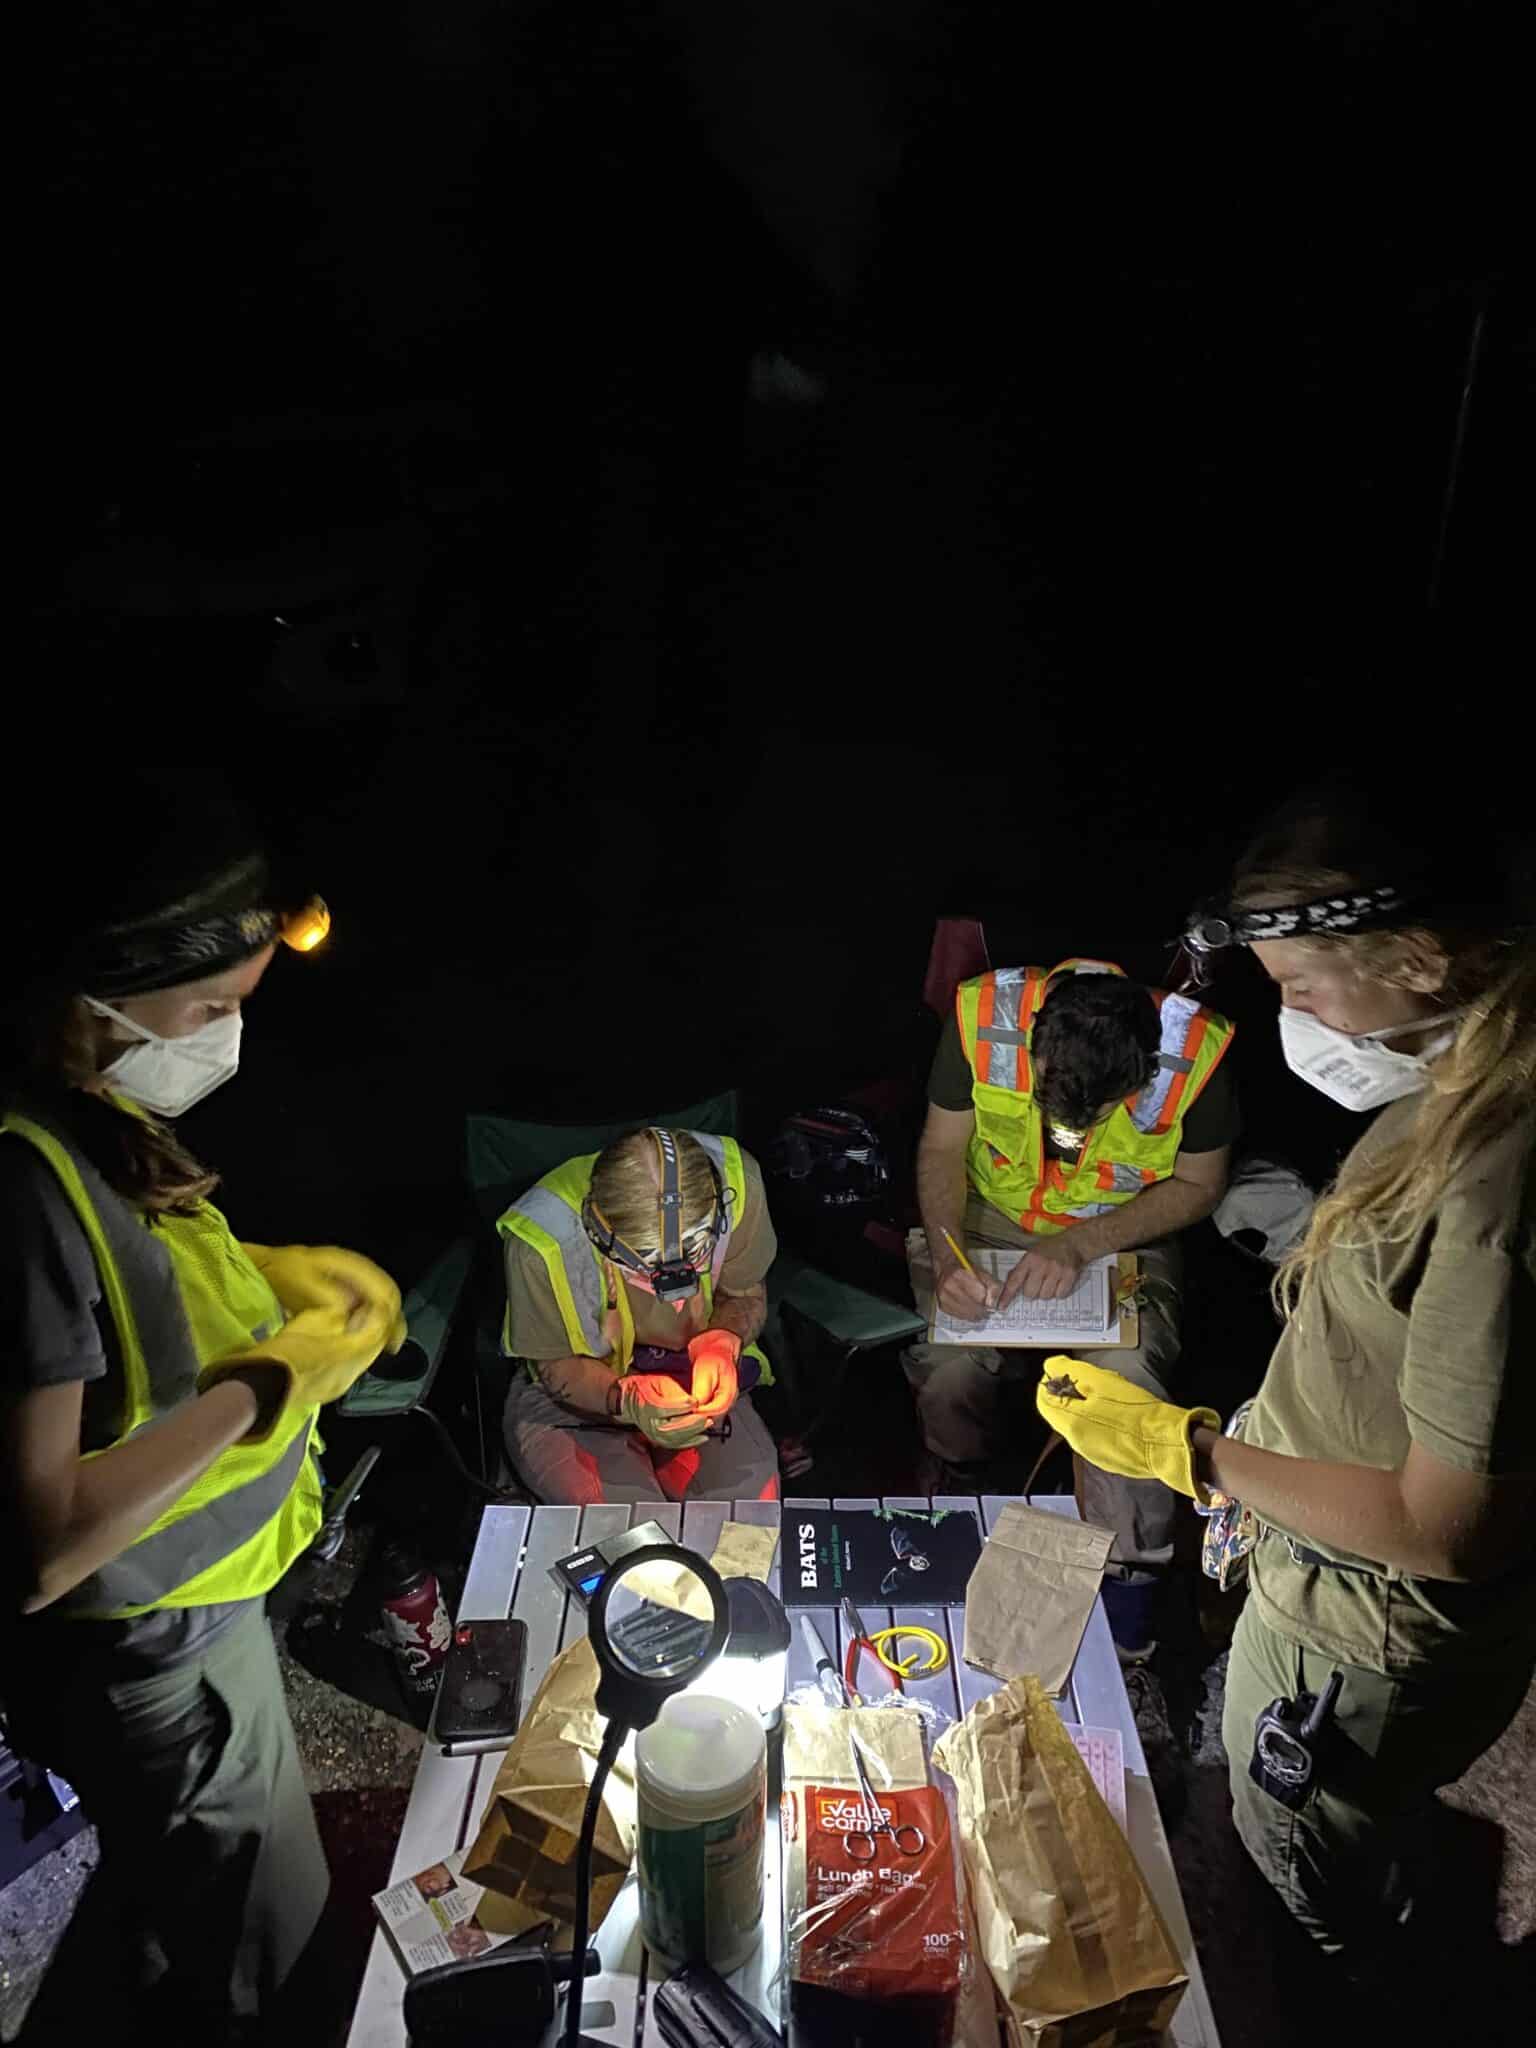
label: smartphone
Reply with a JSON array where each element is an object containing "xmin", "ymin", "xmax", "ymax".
[{"xmin": 429, "ymin": 1619, "xmax": 528, "ymax": 1754}]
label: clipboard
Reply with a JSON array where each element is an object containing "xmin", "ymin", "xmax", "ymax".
[{"xmin": 928, "ymin": 1251, "xmax": 1142, "ymax": 1349}]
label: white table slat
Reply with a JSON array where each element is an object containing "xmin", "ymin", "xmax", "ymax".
[
  {"xmin": 512, "ymin": 1503, "xmax": 581, "ymax": 1685},
  {"xmin": 677, "ymin": 1498, "xmax": 728, "ymax": 1561},
  {"xmin": 458, "ymin": 1503, "xmax": 529, "ymax": 1619},
  {"xmin": 637, "ymin": 1499, "xmax": 682, "ymax": 1541}
]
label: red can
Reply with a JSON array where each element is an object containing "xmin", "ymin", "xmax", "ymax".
[{"xmin": 378, "ymin": 1545, "xmax": 452, "ymax": 1701}]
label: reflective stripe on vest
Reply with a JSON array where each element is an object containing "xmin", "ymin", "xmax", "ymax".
[
  {"xmin": 956, "ymin": 962, "xmax": 1234, "ymax": 1235},
  {"xmin": 497, "ymin": 1132, "xmax": 773, "ymax": 1384},
  {"xmin": 2, "ymin": 1107, "xmax": 323, "ymax": 1615}
]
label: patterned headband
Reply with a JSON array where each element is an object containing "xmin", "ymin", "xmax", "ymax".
[{"xmin": 1181, "ymin": 884, "xmax": 1415, "ymax": 958}]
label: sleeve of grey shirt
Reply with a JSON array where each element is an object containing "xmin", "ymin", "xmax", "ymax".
[{"xmin": 0, "ymin": 1141, "xmax": 111, "ymax": 1391}]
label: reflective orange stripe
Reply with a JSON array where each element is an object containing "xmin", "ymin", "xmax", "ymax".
[
  {"xmin": 1154, "ymin": 1012, "xmax": 1208, "ymax": 1132},
  {"xmin": 1142, "ymin": 1166, "xmax": 1159, "ymax": 1185},
  {"xmin": 1097, "ymin": 1162, "xmax": 1116, "ymax": 1192}
]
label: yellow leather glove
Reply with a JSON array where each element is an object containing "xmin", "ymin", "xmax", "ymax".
[
  {"xmin": 1035, "ymin": 1355, "xmax": 1221, "ymax": 1502},
  {"xmin": 617, "ymin": 1374, "xmax": 711, "ymax": 1450},
  {"xmin": 199, "ymin": 1300, "xmax": 399, "ymax": 1443},
  {"xmin": 242, "ymin": 1243, "xmax": 408, "ymax": 1354}
]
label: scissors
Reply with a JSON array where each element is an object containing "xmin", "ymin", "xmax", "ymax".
[
  {"xmin": 841, "ymin": 1596, "xmax": 903, "ymax": 1703},
  {"xmin": 843, "ymin": 1742, "xmax": 925, "ymax": 1862}
]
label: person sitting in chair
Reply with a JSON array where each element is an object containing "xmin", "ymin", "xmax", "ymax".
[
  {"xmin": 904, "ymin": 959, "xmax": 1237, "ymax": 1654},
  {"xmin": 499, "ymin": 1126, "xmax": 780, "ymax": 1504}
]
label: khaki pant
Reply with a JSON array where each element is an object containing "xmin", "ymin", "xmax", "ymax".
[
  {"xmin": 903, "ymin": 1193, "xmax": 1183, "ymax": 1579},
  {"xmin": 503, "ymin": 1371, "xmax": 781, "ymax": 1505},
  {"xmin": 12, "ymin": 1599, "xmax": 327, "ymax": 2041},
  {"xmin": 1223, "ymin": 1597, "xmax": 1536, "ymax": 1956}
]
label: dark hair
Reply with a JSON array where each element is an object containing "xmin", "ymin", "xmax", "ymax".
[
  {"xmin": 0, "ymin": 757, "xmax": 256, "ymax": 1215},
  {"xmin": 1032, "ymin": 976, "xmax": 1160, "ymax": 1127}
]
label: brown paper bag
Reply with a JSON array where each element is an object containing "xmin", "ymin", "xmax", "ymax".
[
  {"xmin": 933, "ymin": 1678, "xmax": 1186, "ymax": 2048},
  {"xmin": 461, "ymin": 1635, "xmax": 637, "ymax": 1943},
  {"xmin": 962, "ymin": 1502, "xmax": 1113, "ymax": 1697}
]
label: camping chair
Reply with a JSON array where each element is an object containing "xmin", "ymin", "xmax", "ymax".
[{"xmin": 339, "ymin": 1089, "xmax": 925, "ymax": 1496}]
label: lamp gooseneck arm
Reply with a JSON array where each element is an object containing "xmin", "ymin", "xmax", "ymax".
[{"xmin": 563, "ymin": 1717, "xmax": 627, "ymax": 2048}]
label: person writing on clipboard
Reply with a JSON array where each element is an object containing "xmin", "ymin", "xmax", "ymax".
[
  {"xmin": 0, "ymin": 776, "xmax": 404, "ymax": 2040},
  {"xmin": 904, "ymin": 957, "xmax": 1236, "ymax": 1655}
]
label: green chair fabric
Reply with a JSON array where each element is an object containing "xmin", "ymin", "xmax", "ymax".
[
  {"xmin": 463, "ymin": 1091, "xmax": 740, "ymax": 1225},
  {"xmin": 334, "ymin": 1237, "xmax": 475, "ymax": 1419},
  {"xmin": 768, "ymin": 1250, "xmax": 927, "ymax": 1350}
]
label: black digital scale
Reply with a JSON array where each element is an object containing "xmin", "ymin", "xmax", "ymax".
[{"xmin": 548, "ymin": 1517, "xmax": 673, "ymax": 1605}]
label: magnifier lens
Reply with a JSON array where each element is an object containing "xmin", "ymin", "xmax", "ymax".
[{"xmin": 602, "ymin": 1561, "xmax": 718, "ymax": 1681}]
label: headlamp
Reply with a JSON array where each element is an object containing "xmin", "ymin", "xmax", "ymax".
[
  {"xmin": 1178, "ymin": 884, "xmax": 1415, "ymax": 977},
  {"xmin": 582, "ymin": 1129, "xmax": 726, "ymax": 1303},
  {"xmin": 1048, "ymin": 1120, "xmax": 1089, "ymax": 1153},
  {"xmin": 279, "ymin": 896, "xmax": 331, "ymax": 954}
]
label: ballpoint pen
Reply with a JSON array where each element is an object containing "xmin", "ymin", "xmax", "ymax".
[{"xmin": 798, "ymin": 1613, "xmax": 848, "ymax": 1706}]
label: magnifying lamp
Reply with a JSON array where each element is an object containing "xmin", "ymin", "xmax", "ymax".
[{"xmin": 565, "ymin": 1545, "xmax": 729, "ymax": 2048}]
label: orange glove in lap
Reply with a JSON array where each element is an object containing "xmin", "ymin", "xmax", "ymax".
[{"xmin": 688, "ymin": 1329, "xmax": 741, "ymax": 1421}]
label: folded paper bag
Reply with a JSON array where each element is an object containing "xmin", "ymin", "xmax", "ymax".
[
  {"xmin": 461, "ymin": 1635, "xmax": 637, "ymax": 1943},
  {"xmin": 934, "ymin": 1677, "xmax": 1186, "ymax": 2048},
  {"xmin": 962, "ymin": 1501, "xmax": 1113, "ymax": 1697}
]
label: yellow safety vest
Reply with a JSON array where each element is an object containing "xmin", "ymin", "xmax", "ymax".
[
  {"xmin": 496, "ymin": 1132, "xmax": 773, "ymax": 1384},
  {"xmin": 3, "ymin": 1102, "xmax": 324, "ymax": 1616},
  {"xmin": 955, "ymin": 959, "xmax": 1234, "ymax": 1235}
]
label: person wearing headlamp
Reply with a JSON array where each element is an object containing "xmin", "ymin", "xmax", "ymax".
[
  {"xmin": 905, "ymin": 956, "xmax": 1237, "ymax": 1653},
  {"xmin": 0, "ymin": 780, "xmax": 403, "ymax": 2038},
  {"xmin": 1040, "ymin": 785, "xmax": 1536, "ymax": 1971},
  {"xmin": 498, "ymin": 1126, "xmax": 780, "ymax": 1504}
]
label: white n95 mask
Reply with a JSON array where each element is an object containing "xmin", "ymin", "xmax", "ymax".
[
  {"xmin": 86, "ymin": 999, "xmax": 243, "ymax": 1116},
  {"xmin": 1278, "ymin": 1006, "xmax": 1460, "ymax": 1113}
]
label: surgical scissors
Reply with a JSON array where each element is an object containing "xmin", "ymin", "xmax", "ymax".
[{"xmin": 843, "ymin": 1742, "xmax": 925, "ymax": 1862}]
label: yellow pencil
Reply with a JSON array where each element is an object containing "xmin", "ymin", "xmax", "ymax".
[{"xmin": 940, "ymin": 1227, "xmax": 977, "ymax": 1277}]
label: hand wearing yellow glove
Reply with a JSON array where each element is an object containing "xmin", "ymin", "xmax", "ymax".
[
  {"xmin": 242, "ymin": 1242, "xmax": 408, "ymax": 1353},
  {"xmin": 1035, "ymin": 1356, "xmax": 1220, "ymax": 1501},
  {"xmin": 687, "ymin": 1330, "xmax": 740, "ymax": 1422},
  {"xmin": 616, "ymin": 1373, "xmax": 711, "ymax": 1450},
  {"xmin": 199, "ymin": 1297, "xmax": 402, "ymax": 1443}
]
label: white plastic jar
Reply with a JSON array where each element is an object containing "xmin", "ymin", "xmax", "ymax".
[{"xmin": 634, "ymin": 1693, "xmax": 767, "ymax": 1971}]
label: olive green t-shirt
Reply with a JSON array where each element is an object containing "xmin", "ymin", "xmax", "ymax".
[
  {"xmin": 1246, "ymin": 1096, "xmax": 1536, "ymax": 1678},
  {"xmin": 505, "ymin": 1150, "xmax": 777, "ymax": 1363}
]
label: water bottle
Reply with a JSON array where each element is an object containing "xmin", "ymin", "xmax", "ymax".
[{"xmin": 378, "ymin": 1541, "xmax": 452, "ymax": 1704}]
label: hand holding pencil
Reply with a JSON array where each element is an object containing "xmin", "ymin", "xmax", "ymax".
[{"xmin": 934, "ymin": 1226, "xmax": 1001, "ymax": 1322}]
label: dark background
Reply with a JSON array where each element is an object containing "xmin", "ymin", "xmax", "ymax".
[{"xmin": 20, "ymin": 1, "xmax": 1528, "ymax": 1279}]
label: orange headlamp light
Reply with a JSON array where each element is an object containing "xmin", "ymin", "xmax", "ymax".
[{"xmin": 278, "ymin": 896, "xmax": 331, "ymax": 954}]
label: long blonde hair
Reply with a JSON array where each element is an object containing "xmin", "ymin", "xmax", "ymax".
[{"xmin": 1230, "ymin": 789, "xmax": 1536, "ymax": 1316}]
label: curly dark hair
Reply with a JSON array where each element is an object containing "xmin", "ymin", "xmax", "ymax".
[{"xmin": 1032, "ymin": 975, "xmax": 1160, "ymax": 1129}]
